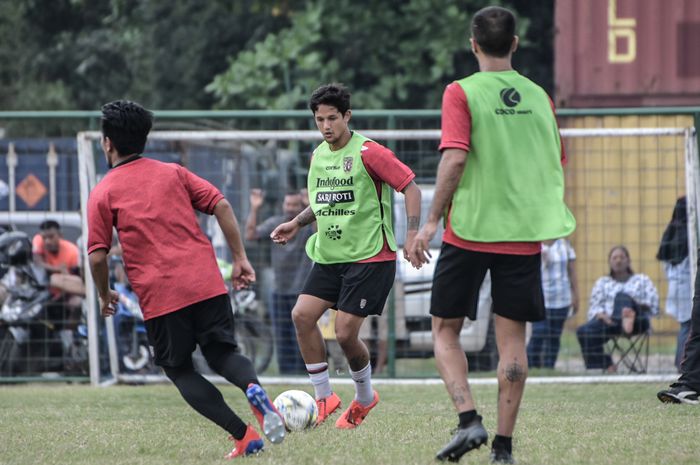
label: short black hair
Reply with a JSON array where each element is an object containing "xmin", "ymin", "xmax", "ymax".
[
  {"xmin": 100, "ymin": 100, "xmax": 153, "ymax": 156},
  {"xmin": 39, "ymin": 220, "xmax": 61, "ymax": 231},
  {"xmin": 471, "ymin": 6, "xmax": 516, "ymax": 58},
  {"xmin": 309, "ymin": 83, "xmax": 351, "ymax": 115}
]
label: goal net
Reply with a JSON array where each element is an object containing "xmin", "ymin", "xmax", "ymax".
[{"xmin": 76, "ymin": 126, "xmax": 698, "ymax": 385}]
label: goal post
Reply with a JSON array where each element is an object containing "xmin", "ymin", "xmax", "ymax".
[{"xmin": 77, "ymin": 126, "xmax": 698, "ymax": 385}]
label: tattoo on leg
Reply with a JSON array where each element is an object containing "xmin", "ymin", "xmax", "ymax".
[
  {"xmin": 444, "ymin": 342, "xmax": 462, "ymax": 352},
  {"xmin": 449, "ymin": 381, "xmax": 470, "ymax": 406},
  {"xmin": 505, "ymin": 362, "xmax": 525, "ymax": 382}
]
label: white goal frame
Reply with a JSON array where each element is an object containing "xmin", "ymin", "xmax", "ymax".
[{"xmin": 77, "ymin": 127, "xmax": 698, "ymax": 386}]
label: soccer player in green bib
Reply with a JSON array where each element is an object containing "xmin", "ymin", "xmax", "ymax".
[
  {"xmin": 271, "ymin": 83, "xmax": 423, "ymax": 429},
  {"xmin": 411, "ymin": 6, "xmax": 575, "ymax": 464}
]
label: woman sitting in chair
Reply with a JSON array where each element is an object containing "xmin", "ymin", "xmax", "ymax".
[{"xmin": 577, "ymin": 245, "xmax": 659, "ymax": 372}]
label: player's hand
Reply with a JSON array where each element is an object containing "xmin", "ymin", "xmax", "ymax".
[
  {"xmin": 249, "ymin": 188, "xmax": 264, "ymax": 210},
  {"xmin": 403, "ymin": 230, "xmax": 423, "ymax": 269},
  {"xmin": 270, "ymin": 221, "xmax": 299, "ymax": 245},
  {"xmin": 99, "ymin": 290, "xmax": 119, "ymax": 317},
  {"xmin": 232, "ymin": 257, "xmax": 256, "ymax": 290},
  {"xmin": 411, "ymin": 221, "xmax": 437, "ymax": 266}
]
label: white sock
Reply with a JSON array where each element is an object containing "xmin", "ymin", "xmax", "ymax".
[
  {"xmin": 350, "ymin": 362, "xmax": 374, "ymax": 406},
  {"xmin": 306, "ymin": 362, "xmax": 332, "ymax": 400}
]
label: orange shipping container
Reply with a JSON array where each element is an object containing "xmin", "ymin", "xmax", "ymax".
[{"xmin": 555, "ymin": 0, "xmax": 700, "ymax": 107}]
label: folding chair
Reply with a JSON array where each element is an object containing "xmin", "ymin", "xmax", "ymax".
[{"xmin": 606, "ymin": 329, "xmax": 651, "ymax": 374}]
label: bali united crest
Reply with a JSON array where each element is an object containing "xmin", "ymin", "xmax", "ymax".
[{"xmin": 343, "ymin": 156, "xmax": 353, "ymax": 173}]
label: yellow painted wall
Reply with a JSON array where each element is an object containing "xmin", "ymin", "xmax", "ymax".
[{"xmin": 560, "ymin": 115, "xmax": 694, "ymax": 333}]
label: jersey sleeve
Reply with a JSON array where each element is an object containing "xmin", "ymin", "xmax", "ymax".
[
  {"xmin": 438, "ymin": 82, "xmax": 471, "ymax": 153},
  {"xmin": 178, "ymin": 166, "xmax": 225, "ymax": 214},
  {"xmin": 361, "ymin": 142, "xmax": 415, "ymax": 192},
  {"xmin": 87, "ymin": 188, "xmax": 114, "ymax": 255}
]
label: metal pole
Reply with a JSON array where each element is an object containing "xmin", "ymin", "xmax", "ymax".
[
  {"xmin": 7, "ymin": 143, "xmax": 17, "ymax": 212},
  {"xmin": 77, "ymin": 133, "xmax": 101, "ymax": 386},
  {"xmin": 47, "ymin": 142, "xmax": 58, "ymax": 212}
]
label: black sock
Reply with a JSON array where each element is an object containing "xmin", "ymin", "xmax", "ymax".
[
  {"xmin": 230, "ymin": 422, "xmax": 248, "ymax": 440},
  {"xmin": 458, "ymin": 410, "xmax": 478, "ymax": 428},
  {"xmin": 492, "ymin": 435, "xmax": 512, "ymax": 454}
]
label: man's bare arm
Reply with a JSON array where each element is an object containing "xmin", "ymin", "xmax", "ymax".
[
  {"xmin": 426, "ymin": 149, "xmax": 467, "ymax": 224},
  {"xmin": 295, "ymin": 206, "xmax": 316, "ymax": 227}
]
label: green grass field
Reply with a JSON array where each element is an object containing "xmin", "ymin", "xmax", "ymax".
[{"xmin": 1, "ymin": 382, "xmax": 698, "ymax": 465}]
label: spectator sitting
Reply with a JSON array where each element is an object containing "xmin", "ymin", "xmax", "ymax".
[
  {"xmin": 576, "ymin": 245, "xmax": 659, "ymax": 372},
  {"xmin": 33, "ymin": 219, "xmax": 85, "ymax": 371},
  {"xmin": 33, "ymin": 220, "xmax": 84, "ymax": 295}
]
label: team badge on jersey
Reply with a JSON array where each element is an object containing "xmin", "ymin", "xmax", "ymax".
[{"xmin": 343, "ymin": 156, "xmax": 353, "ymax": 173}]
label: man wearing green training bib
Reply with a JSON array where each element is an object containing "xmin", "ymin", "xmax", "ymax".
[
  {"xmin": 411, "ymin": 6, "xmax": 575, "ymax": 464},
  {"xmin": 271, "ymin": 83, "xmax": 423, "ymax": 430}
]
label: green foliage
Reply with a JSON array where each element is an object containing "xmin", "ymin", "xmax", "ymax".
[
  {"xmin": 0, "ymin": 0, "xmax": 554, "ymax": 111},
  {"xmin": 0, "ymin": 0, "xmax": 301, "ymax": 110},
  {"xmin": 207, "ymin": 0, "xmax": 551, "ymax": 110}
]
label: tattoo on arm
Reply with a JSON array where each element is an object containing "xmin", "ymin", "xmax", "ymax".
[
  {"xmin": 295, "ymin": 207, "xmax": 316, "ymax": 227},
  {"xmin": 407, "ymin": 216, "xmax": 420, "ymax": 231}
]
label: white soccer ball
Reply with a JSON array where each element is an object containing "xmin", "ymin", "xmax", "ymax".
[{"xmin": 273, "ymin": 389, "xmax": 318, "ymax": 431}]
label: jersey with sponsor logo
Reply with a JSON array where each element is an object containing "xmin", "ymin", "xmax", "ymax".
[
  {"xmin": 450, "ymin": 71, "xmax": 576, "ymax": 242},
  {"xmin": 306, "ymin": 132, "xmax": 396, "ymax": 264}
]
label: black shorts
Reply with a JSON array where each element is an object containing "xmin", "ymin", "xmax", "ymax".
[
  {"xmin": 301, "ymin": 261, "xmax": 396, "ymax": 317},
  {"xmin": 430, "ymin": 243, "xmax": 544, "ymax": 322},
  {"xmin": 144, "ymin": 293, "xmax": 237, "ymax": 367}
]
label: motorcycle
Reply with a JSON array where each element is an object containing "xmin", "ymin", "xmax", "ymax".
[
  {"xmin": 192, "ymin": 286, "xmax": 275, "ymax": 375},
  {"xmin": 0, "ymin": 230, "xmax": 88, "ymax": 376},
  {"xmin": 112, "ymin": 281, "xmax": 155, "ymax": 373},
  {"xmin": 107, "ymin": 255, "xmax": 156, "ymax": 375},
  {"xmin": 230, "ymin": 287, "xmax": 274, "ymax": 374}
]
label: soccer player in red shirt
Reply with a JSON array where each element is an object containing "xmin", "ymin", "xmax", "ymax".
[{"xmin": 87, "ymin": 100, "xmax": 284, "ymax": 459}]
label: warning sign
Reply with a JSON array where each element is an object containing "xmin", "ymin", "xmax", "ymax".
[{"xmin": 16, "ymin": 174, "xmax": 47, "ymax": 208}]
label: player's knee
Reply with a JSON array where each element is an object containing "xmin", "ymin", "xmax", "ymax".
[
  {"xmin": 334, "ymin": 327, "xmax": 357, "ymax": 348},
  {"xmin": 291, "ymin": 306, "xmax": 315, "ymax": 331},
  {"xmin": 163, "ymin": 361, "xmax": 194, "ymax": 383},
  {"xmin": 431, "ymin": 317, "xmax": 461, "ymax": 339}
]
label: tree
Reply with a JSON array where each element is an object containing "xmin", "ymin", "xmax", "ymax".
[
  {"xmin": 207, "ymin": 0, "xmax": 554, "ymax": 110},
  {"xmin": 0, "ymin": 0, "xmax": 303, "ymax": 110}
]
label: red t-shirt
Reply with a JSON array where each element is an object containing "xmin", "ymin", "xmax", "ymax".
[
  {"xmin": 358, "ymin": 140, "xmax": 415, "ymax": 263},
  {"xmin": 87, "ymin": 157, "xmax": 227, "ymax": 320},
  {"xmin": 438, "ymin": 82, "xmax": 567, "ymax": 255}
]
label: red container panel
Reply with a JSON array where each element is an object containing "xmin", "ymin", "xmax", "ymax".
[{"xmin": 555, "ymin": 0, "xmax": 700, "ymax": 107}]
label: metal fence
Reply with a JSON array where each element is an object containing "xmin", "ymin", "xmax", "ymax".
[{"xmin": 1, "ymin": 108, "xmax": 699, "ymax": 384}]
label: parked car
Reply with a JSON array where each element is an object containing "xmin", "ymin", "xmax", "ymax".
[{"xmin": 389, "ymin": 186, "xmax": 497, "ymax": 370}]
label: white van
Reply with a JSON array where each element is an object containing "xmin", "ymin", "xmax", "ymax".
[{"xmin": 390, "ymin": 186, "xmax": 497, "ymax": 369}]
